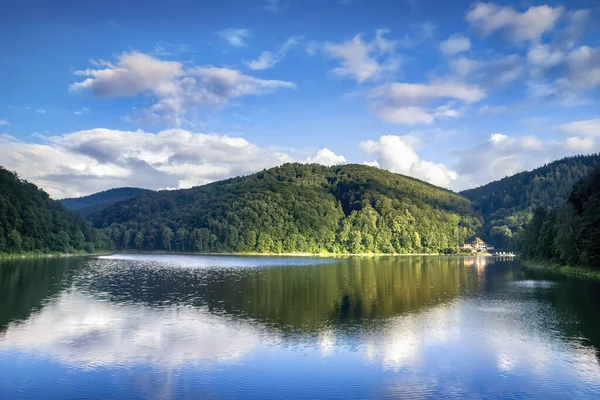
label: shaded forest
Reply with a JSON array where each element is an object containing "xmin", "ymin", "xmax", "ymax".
[
  {"xmin": 0, "ymin": 167, "xmax": 112, "ymax": 254},
  {"xmin": 461, "ymin": 154, "xmax": 600, "ymax": 249},
  {"xmin": 520, "ymin": 163, "xmax": 600, "ymax": 269},
  {"xmin": 60, "ymin": 187, "xmax": 152, "ymax": 217}
]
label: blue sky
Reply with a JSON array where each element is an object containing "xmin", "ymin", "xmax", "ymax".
[{"xmin": 1, "ymin": 0, "xmax": 599, "ymax": 198}]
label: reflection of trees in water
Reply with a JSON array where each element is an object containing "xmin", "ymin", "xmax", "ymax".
[
  {"xmin": 522, "ymin": 267, "xmax": 600, "ymax": 362},
  {"xmin": 0, "ymin": 257, "xmax": 82, "ymax": 331},
  {"xmin": 202, "ymin": 257, "xmax": 484, "ymax": 331},
  {"xmin": 3, "ymin": 255, "xmax": 599, "ymax": 360},
  {"xmin": 74, "ymin": 256, "xmax": 492, "ymax": 332}
]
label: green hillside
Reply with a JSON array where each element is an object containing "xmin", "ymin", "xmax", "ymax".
[
  {"xmin": 60, "ymin": 187, "xmax": 152, "ymax": 217},
  {"xmin": 520, "ymin": 163, "xmax": 600, "ymax": 269},
  {"xmin": 0, "ymin": 167, "xmax": 112, "ymax": 254},
  {"xmin": 90, "ymin": 163, "xmax": 480, "ymax": 254},
  {"xmin": 460, "ymin": 154, "xmax": 600, "ymax": 249}
]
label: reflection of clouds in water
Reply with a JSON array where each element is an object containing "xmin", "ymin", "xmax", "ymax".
[
  {"xmin": 363, "ymin": 303, "xmax": 461, "ymax": 371},
  {"xmin": 511, "ymin": 280, "xmax": 556, "ymax": 289},
  {"xmin": 318, "ymin": 329, "xmax": 336, "ymax": 357},
  {"xmin": 1, "ymin": 286, "xmax": 599, "ymax": 394},
  {"xmin": 363, "ymin": 298, "xmax": 600, "ymax": 392},
  {"xmin": 0, "ymin": 291, "xmax": 277, "ymax": 368},
  {"xmin": 97, "ymin": 254, "xmax": 339, "ymax": 269}
]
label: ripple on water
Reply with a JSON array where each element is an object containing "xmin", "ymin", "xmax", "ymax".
[{"xmin": 511, "ymin": 280, "xmax": 556, "ymax": 289}]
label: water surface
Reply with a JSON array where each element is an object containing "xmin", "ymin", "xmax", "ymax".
[{"xmin": 1, "ymin": 254, "xmax": 600, "ymax": 399}]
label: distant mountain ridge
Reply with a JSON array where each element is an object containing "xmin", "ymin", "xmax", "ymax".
[
  {"xmin": 59, "ymin": 187, "xmax": 153, "ymax": 217},
  {"xmin": 460, "ymin": 154, "xmax": 600, "ymax": 248}
]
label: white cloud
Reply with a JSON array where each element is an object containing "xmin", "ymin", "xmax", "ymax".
[
  {"xmin": 433, "ymin": 102, "xmax": 464, "ymax": 119},
  {"xmin": 367, "ymin": 82, "xmax": 485, "ymax": 125},
  {"xmin": 73, "ymin": 107, "xmax": 90, "ymax": 116},
  {"xmin": 560, "ymin": 119, "xmax": 600, "ymax": 137},
  {"xmin": 466, "ymin": 2, "xmax": 563, "ymax": 43},
  {"xmin": 360, "ymin": 135, "xmax": 458, "ymax": 187},
  {"xmin": 555, "ymin": 9, "xmax": 591, "ymax": 50},
  {"xmin": 322, "ymin": 30, "xmax": 400, "ymax": 83},
  {"xmin": 564, "ymin": 136, "xmax": 595, "ymax": 152},
  {"xmin": 565, "ymin": 45, "xmax": 600, "ymax": 90},
  {"xmin": 264, "ymin": 0, "xmax": 288, "ymax": 13},
  {"xmin": 439, "ymin": 35, "xmax": 471, "ymax": 57},
  {"xmin": 527, "ymin": 44, "xmax": 564, "ymax": 68},
  {"xmin": 305, "ymin": 41, "xmax": 320, "ymax": 56},
  {"xmin": 70, "ymin": 52, "xmax": 295, "ymax": 126},
  {"xmin": 246, "ymin": 36, "xmax": 302, "ymax": 70},
  {"xmin": 454, "ymin": 133, "xmax": 596, "ymax": 189},
  {"xmin": 446, "ymin": 54, "xmax": 524, "ymax": 86},
  {"xmin": 1, "ymin": 128, "xmax": 347, "ymax": 198},
  {"xmin": 152, "ymin": 42, "xmax": 192, "ymax": 57},
  {"xmin": 305, "ymin": 148, "xmax": 346, "ymax": 166},
  {"xmin": 36, "ymin": 109, "xmax": 46, "ymax": 114},
  {"xmin": 396, "ymin": 21, "xmax": 437, "ymax": 49},
  {"xmin": 526, "ymin": 45, "xmax": 600, "ymax": 105},
  {"xmin": 0, "ymin": 119, "xmax": 8, "ymax": 125},
  {"xmin": 478, "ymin": 105, "xmax": 508, "ymax": 114},
  {"xmin": 217, "ymin": 28, "xmax": 253, "ymax": 47},
  {"xmin": 70, "ymin": 52, "xmax": 183, "ymax": 97}
]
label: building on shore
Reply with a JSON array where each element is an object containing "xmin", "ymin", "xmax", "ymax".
[{"xmin": 459, "ymin": 237, "xmax": 494, "ymax": 253}]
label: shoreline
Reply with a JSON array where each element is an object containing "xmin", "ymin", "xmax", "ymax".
[
  {"xmin": 102, "ymin": 250, "xmax": 496, "ymax": 258},
  {"xmin": 1, "ymin": 250, "xmax": 503, "ymax": 260},
  {"xmin": 523, "ymin": 260, "xmax": 600, "ymax": 280},
  {"xmin": 0, "ymin": 251, "xmax": 112, "ymax": 260}
]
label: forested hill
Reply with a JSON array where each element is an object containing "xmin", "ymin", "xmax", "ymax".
[
  {"xmin": 91, "ymin": 163, "xmax": 480, "ymax": 254},
  {"xmin": 0, "ymin": 167, "xmax": 111, "ymax": 254},
  {"xmin": 59, "ymin": 187, "xmax": 152, "ymax": 217},
  {"xmin": 460, "ymin": 154, "xmax": 600, "ymax": 249},
  {"xmin": 520, "ymin": 164, "xmax": 600, "ymax": 268}
]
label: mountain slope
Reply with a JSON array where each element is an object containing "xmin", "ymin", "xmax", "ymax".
[
  {"xmin": 520, "ymin": 163, "xmax": 600, "ymax": 268},
  {"xmin": 91, "ymin": 163, "xmax": 480, "ymax": 254},
  {"xmin": 0, "ymin": 167, "xmax": 111, "ymax": 254},
  {"xmin": 461, "ymin": 154, "xmax": 600, "ymax": 248},
  {"xmin": 60, "ymin": 187, "xmax": 152, "ymax": 217}
]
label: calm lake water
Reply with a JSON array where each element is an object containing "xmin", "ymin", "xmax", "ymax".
[{"xmin": 1, "ymin": 254, "xmax": 600, "ymax": 399}]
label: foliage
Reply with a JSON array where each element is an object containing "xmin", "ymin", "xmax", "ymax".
[
  {"xmin": 90, "ymin": 163, "xmax": 480, "ymax": 254},
  {"xmin": 0, "ymin": 167, "xmax": 112, "ymax": 254},
  {"xmin": 59, "ymin": 187, "xmax": 152, "ymax": 217},
  {"xmin": 519, "ymin": 164, "xmax": 600, "ymax": 269},
  {"xmin": 461, "ymin": 154, "xmax": 600, "ymax": 249}
]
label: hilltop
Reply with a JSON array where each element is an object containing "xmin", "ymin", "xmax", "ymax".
[{"xmin": 90, "ymin": 163, "xmax": 480, "ymax": 254}]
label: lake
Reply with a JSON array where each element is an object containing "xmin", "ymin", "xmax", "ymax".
[{"xmin": 1, "ymin": 254, "xmax": 600, "ymax": 399}]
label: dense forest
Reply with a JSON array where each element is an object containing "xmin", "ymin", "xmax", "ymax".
[
  {"xmin": 90, "ymin": 163, "xmax": 481, "ymax": 254},
  {"xmin": 0, "ymin": 167, "xmax": 112, "ymax": 254},
  {"xmin": 520, "ymin": 164, "xmax": 600, "ymax": 269},
  {"xmin": 461, "ymin": 154, "xmax": 600, "ymax": 249},
  {"xmin": 60, "ymin": 187, "xmax": 152, "ymax": 217}
]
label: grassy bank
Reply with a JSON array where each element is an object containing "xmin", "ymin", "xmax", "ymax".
[
  {"xmin": 0, "ymin": 250, "xmax": 112, "ymax": 260},
  {"xmin": 106, "ymin": 249, "xmax": 486, "ymax": 258},
  {"xmin": 523, "ymin": 259, "xmax": 600, "ymax": 280}
]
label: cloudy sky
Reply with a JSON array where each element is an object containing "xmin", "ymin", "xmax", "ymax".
[{"xmin": 1, "ymin": 0, "xmax": 599, "ymax": 198}]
